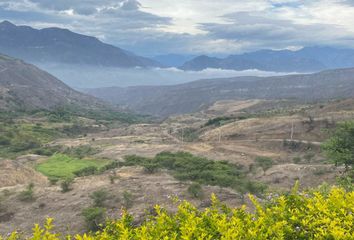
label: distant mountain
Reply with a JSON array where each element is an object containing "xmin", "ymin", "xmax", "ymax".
[
  {"xmin": 85, "ymin": 67, "xmax": 354, "ymax": 117},
  {"xmin": 152, "ymin": 54, "xmax": 196, "ymax": 67},
  {"xmin": 0, "ymin": 21, "xmax": 161, "ymax": 68},
  {"xmin": 181, "ymin": 47, "xmax": 354, "ymax": 72},
  {"xmin": 0, "ymin": 53, "xmax": 103, "ymax": 111}
]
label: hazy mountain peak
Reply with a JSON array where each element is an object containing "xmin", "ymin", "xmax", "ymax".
[
  {"xmin": 0, "ymin": 21, "xmax": 162, "ymax": 68},
  {"xmin": 0, "ymin": 20, "xmax": 16, "ymax": 29}
]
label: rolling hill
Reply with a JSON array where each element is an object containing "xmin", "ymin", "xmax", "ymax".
[
  {"xmin": 85, "ymin": 67, "xmax": 354, "ymax": 117},
  {"xmin": 0, "ymin": 54, "xmax": 104, "ymax": 111}
]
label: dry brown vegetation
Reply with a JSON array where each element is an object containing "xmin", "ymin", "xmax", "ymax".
[{"xmin": 1, "ymin": 98, "xmax": 353, "ymax": 235}]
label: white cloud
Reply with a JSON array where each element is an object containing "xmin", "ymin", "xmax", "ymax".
[{"xmin": 1, "ymin": 0, "xmax": 354, "ymax": 55}]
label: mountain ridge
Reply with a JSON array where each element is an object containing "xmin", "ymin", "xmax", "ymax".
[
  {"xmin": 85, "ymin": 67, "xmax": 354, "ymax": 117},
  {"xmin": 0, "ymin": 53, "xmax": 104, "ymax": 111},
  {"xmin": 0, "ymin": 21, "xmax": 162, "ymax": 68},
  {"xmin": 180, "ymin": 47, "xmax": 354, "ymax": 72}
]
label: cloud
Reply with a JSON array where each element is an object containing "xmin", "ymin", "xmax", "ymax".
[{"xmin": 1, "ymin": 0, "xmax": 354, "ymax": 55}]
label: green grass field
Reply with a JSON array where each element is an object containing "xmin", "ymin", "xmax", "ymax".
[{"xmin": 36, "ymin": 154, "xmax": 111, "ymax": 179}]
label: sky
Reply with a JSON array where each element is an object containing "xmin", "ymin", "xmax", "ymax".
[{"xmin": 1, "ymin": 0, "xmax": 354, "ymax": 56}]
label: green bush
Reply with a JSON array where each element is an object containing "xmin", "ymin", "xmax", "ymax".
[
  {"xmin": 254, "ymin": 157, "xmax": 274, "ymax": 171},
  {"xmin": 187, "ymin": 183, "xmax": 204, "ymax": 199},
  {"xmin": 17, "ymin": 183, "xmax": 35, "ymax": 202},
  {"xmin": 73, "ymin": 166, "xmax": 98, "ymax": 177},
  {"xmin": 123, "ymin": 191, "xmax": 134, "ymax": 209},
  {"xmin": 90, "ymin": 190, "xmax": 109, "ymax": 207},
  {"xmin": 60, "ymin": 178, "xmax": 73, "ymax": 193},
  {"xmin": 293, "ymin": 156, "xmax": 301, "ymax": 164},
  {"xmin": 123, "ymin": 152, "xmax": 263, "ymax": 195},
  {"xmin": 81, "ymin": 207, "xmax": 106, "ymax": 231}
]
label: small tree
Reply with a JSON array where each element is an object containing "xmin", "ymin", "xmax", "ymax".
[
  {"xmin": 123, "ymin": 191, "xmax": 133, "ymax": 209},
  {"xmin": 187, "ymin": 183, "xmax": 204, "ymax": 199},
  {"xmin": 61, "ymin": 178, "xmax": 73, "ymax": 193},
  {"xmin": 82, "ymin": 207, "xmax": 106, "ymax": 231},
  {"xmin": 255, "ymin": 157, "xmax": 274, "ymax": 171},
  {"xmin": 18, "ymin": 183, "xmax": 35, "ymax": 202},
  {"xmin": 90, "ymin": 190, "xmax": 109, "ymax": 207},
  {"xmin": 322, "ymin": 121, "xmax": 354, "ymax": 170}
]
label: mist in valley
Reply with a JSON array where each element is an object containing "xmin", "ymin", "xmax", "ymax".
[{"xmin": 37, "ymin": 63, "xmax": 299, "ymax": 89}]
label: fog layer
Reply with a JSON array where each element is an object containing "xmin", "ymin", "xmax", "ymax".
[{"xmin": 37, "ymin": 63, "xmax": 301, "ymax": 89}]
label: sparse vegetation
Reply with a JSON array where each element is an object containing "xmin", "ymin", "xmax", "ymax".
[
  {"xmin": 254, "ymin": 156, "xmax": 274, "ymax": 171},
  {"xmin": 304, "ymin": 152, "xmax": 315, "ymax": 163},
  {"xmin": 17, "ymin": 183, "xmax": 35, "ymax": 202},
  {"xmin": 60, "ymin": 178, "xmax": 73, "ymax": 193},
  {"xmin": 90, "ymin": 189, "xmax": 109, "ymax": 207},
  {"xmin": 124, "ymin": 152, "xmax": 266, "ymax": 195},
  {"xmin": 293, "ymin": 156, "xmax": 302, "ymax": 164},
  {"xmin": 81, "ymin": 207, "xmax": 106, "ymax": 231},
  {"xmin": 187, "ymin": 183, "xmax": 204, "ymax": 199},
  {"xmin": 123, "ymin": 190, "xmax": 134, "ymax": 209}
]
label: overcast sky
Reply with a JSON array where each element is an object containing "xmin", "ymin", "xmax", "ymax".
[{"xmin": 1, "ymin": 0, "xmax": 354, "ymax": 56}]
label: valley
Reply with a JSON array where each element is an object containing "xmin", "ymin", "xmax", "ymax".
[{"xmin": 0, "ymin": 97, "xmax": 351, "ymax": 235}]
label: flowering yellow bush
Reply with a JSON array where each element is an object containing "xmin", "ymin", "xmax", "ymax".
[{"xmin": 2, "ymin": 186, "xmax": 353, "ymax": 240}]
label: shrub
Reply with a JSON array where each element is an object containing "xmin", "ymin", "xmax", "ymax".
[
  {"xmin": 304, "ymin": 152, "xmax": 315, "ymax": 163},
  {"xmin": 63, "ymin": 145, "xmax": 100, "ymax": 159},
  {"xmin": 60, "ymin": 178, "xmax": 73, "ymax": 193},
  {"xmin": 18, "ymin": 183, "xmax": 35, "ymax": 202},
  {"xmin": 123, "ymin": 191, "xmax": 133, "ymax": 209},
  {"xmin": 73, "ymin": 166, "xmax": 98, "ymax": 177},
  {"xmin": 81, "ymin": 207, "xmax": 106, "ymax": 231},
  {"xmin": 123, "ymin": 152, "xmax": 259, "ymax": 194},
  {"xmin": 9, "ymin": 187, "xmax": 354, "ymax": 239},
  {"xmin": 90, "ymin": 190, "xmax": 109, "ymax": 207},
  {"xmin": 293, "ymin": 156, "xmax": 301, "ymax": 164},
  {"xmin": 48, "ymin": 178, "xmax": 59, "ymax": 186},
  {"xmin": 187, "ymin": 183, "xmax": 204, "ymax": 199},
  {"xmin": 322, "ymin": 121, "xmax": 354, "ymax": 169},
  {"xmin": 0, "ymin": 135, "xmax": 10, "ymax": 146},
  {"xmin": 254, "ymin": 157, "xmax": 274, "ymax": 171},
  {"xmin": 143, "ymin": 162, "xmax": 160, "ymax": 174}
]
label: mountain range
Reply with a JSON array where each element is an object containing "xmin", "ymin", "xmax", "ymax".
[
  {"xmin": 0, "ymin": 21, "xmax": 161, "ymax": 68},
  {"xmin": 181, "ymin": 47, "xmax": 354, "ymax": 72},
  {"xmin": 85, "ymin": 67, "xmax": 354, "ymax": 117}
]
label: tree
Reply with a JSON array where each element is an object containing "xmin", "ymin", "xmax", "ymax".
[
  {"xmin": 322, "ymin": 121, "xmax": 354, "ymax": 170},
  {"xmin": 90, "ymin": 190, "xmax": 109, "ymax": 207}
]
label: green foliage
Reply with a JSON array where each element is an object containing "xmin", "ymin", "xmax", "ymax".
[
  {"xmin": 62, "ymin": 145, "xmax": 100, "ymax": 159},
  {"xmin": 304, "ymin": 152, "xmax": 316, "ymax": 163},
  {"xmin": 204, "ymin": 116, "xmax": 234, "ymax": 127},
  {"xmin": 124, "ymin": 152, "xmax": 264, "ymax": 195},
  {"xmin": 178, "ymin": 127, "xmax": 200, "ymax": 142},
  {"xmin": 36, "ymin": 154, "xmax": 111, "ymax": 179},
  {"xmin": 254, "ymin": 156, "xmax": 274, "ymax": 171},
  {"xmin": 9, "ymin": 187, "xmax": 354, "ymax": 239},
  {"xmin": 60, "ymin": 178, "xmax": 73, "ymax": 193},
  {"xmin": 322, "ymin": 121, "xmax": 354, "ymax": 169},
  {"xmin": 73, "ymin": 166, "xmax": 98, "ymax": 177},
  {"xmin": 123, "ymin": 191, "xmax": 134, "ymax": 209},
  {"xmin": 81, "ymin": 207, "xmax": 106, "ymax": 231},
  {"xmin": 17, "ymin": 183, "xmax": 35, "ymax": 202},
  {"xmin": 90, "ymin": 190, "xmax": 109, "ymax": 207},
  {"xmin": 293, "ymin": 156, "xmax": 302, "ymax": 164},
  {"xmin": 187, "ymin": 183, "xmax": 204, "ymax": 199}
]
